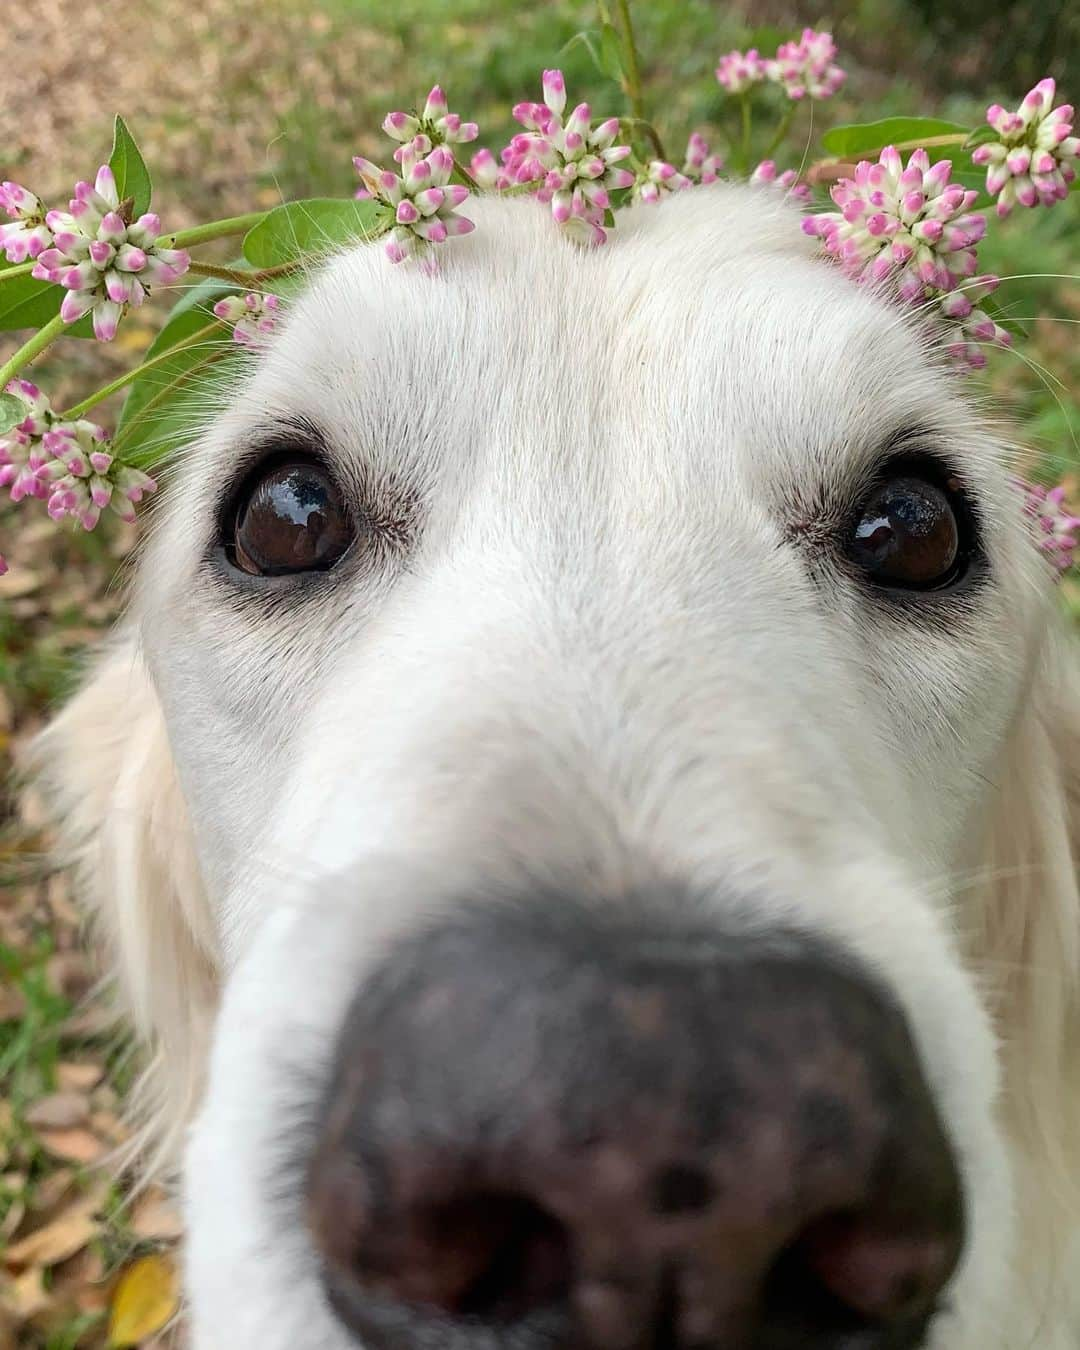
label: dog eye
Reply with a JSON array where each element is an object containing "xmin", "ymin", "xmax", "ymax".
[
  {"xmin": 848, "ymin": 469, "xmax": 969, "ymax": 590},
  {"xmin": 227, "ymin": 458, "xmax": 354, "ymax": 577}
]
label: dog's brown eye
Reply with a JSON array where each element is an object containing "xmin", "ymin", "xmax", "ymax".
[
  {"xmin": 849, "ymin": 473, "xmax": 964, "ymax": 590},
  {"xmin": 229, "ymin": 459, "xmax": 354, "ymax": 577}
]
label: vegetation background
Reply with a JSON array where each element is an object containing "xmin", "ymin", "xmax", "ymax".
[{"xmin": 0, "ymin": 0, "xmax": 1077, "ymax": 1344}]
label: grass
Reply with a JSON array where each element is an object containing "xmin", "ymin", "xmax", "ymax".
[{"xmin": 0, "ymin": 0, "xmax": 1077, "ymax": 1343}]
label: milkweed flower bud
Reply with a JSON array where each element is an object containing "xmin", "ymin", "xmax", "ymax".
[
  {"xmin": 751, "ymin": 160, "xmax": 812, "ymax": 205},
  {"xmin": 682, "ymin": 133, "xmax": 724, "ymax": 186},
  {"xmin": 1014, "ymin": 478, "xmax": 1080, "ymax": 574},
  {"xmin": 383, "ymin": 85, "xmax": 479, "ymax": 149},
  {"xmin": 355, "ymin": 141, "xmax": 475, "ymax": 264},
  {"xmin": 213, "ymin": 292, "xmax": 280, "ymax": 346},
  {"xmin": 972, "ymin": 78, "xmax": 1079, "ymax": 218},
  {"xmin": 765, "ymin": 30, "xmax": 846, "ymax": 101},
  {"xmin": 0, "ymin": 182, "xmax": 54, "ymax": 262},
  {"xmin": 716, "ymin": 49, "xmax": 765, "ymax": 94},
  {"xmin": 30, "ymin": 166, "xmax": 189, "ymax": 341}
]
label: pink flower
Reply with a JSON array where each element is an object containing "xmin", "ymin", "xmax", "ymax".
[
  {"xmin": 803, "ymin": 147, "xmax": 985, "ymax": 297},
  {"xmin": 0, "ymin": 182, "xmax": 54, "ymax": 263},
  {"xmin": 507, "ymin": 70, "xmax": 634, "ymax": 245},
  {"xmin": 751, "ymin": 160, "xmax": 812, "ymax": 205},
  {"xmin": 972, "ymin": 78, "xmax": 1079, "ymax": 218},
  {"xmin": 1014, "ymin": 478, "xmax": 1080, "ymax": 574},
  {"xmin": 354, "ymin": 141, "xmax": 475, "ymax": 264},
  {"xmin": 383, "ymin": 85, "xmax": 479, "ymax": 149},
  {"xmin": 469, "ymin": 148, "xmax": 512, "ymax": 191},
  {"xmin": 30, "ymin": 166, "xmax": 189, "ymax": 341},
  {"xmin": 937, "ymin": 275, "xmax": 1011, "ymax": 368},
  {"xmin": 0, "ymin": 379, "xmax": 155, "ymax": 529},
  {"xmin": 716, "ymin": 49, "xmax": 765, "ymax": 94},
  {"xmin": 213, "ymin": 292, "xmax": 280, "ymax": 346},
  {"xmin": 765, "ymin": 29, "xmax": 846, "ymax": 101},
  {"xmin": 632, "ymin": 160, "xmax": 692, "ymax": 204},
  {"xmin": 682, "ymin": 133, "xmax": 724, "ymax": 185}
]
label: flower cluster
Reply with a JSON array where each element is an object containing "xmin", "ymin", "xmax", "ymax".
[
  {"xmin": 506, "ymin": 71, "xmax": 635, "ymax": 244},
  {"xmin": 1015, "ymin": 479, "xmax": 1080, "ymax": 573},
  {"xmin": 801, "ymin": 146, "xmax": 1010, "ymax": 367},
  {"xmin": 355, "ymin": 141, "xmax": 474, "ymax": 264},
  {"xmin": 717, "ymin": 30, "xmax": 845, "ymax": 101},
  {"xmin": 681, "ymin": 133, "xmax": 724, "ymax": 185},
  {"xmin": 18, "ymin": 167, "xmax": 190, "ymax": 341},
  {"xmin": 750, "ymin": 159, "xmax": 811, "ymax": 205},
  {"xmin": 383, "ymin": 85, "xmax": 479, "ymax": 150},
  {"xmin": 213, "ymin": 292, "xmax": 280, "ymax": 346},
  {"xmin": 972, "ymin": 78, "xmax": 1079, "ymax": 217},
  {"xmin": 0, "ymin": 380, "xmax": 155, "ymax": 531},
  {"xmin": 0, "ymin": 183, "xmax": 53, "ymax": 263}
]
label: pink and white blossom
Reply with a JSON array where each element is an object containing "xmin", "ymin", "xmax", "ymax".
[
  {"xmin": 30, "ymin": 166, "xmax": 189, "ymax": 341},
  {"xmin": 0, "ymin": 379, "xmax": 56, "ymax": 502},
  {"xmin": 383, "ymin": 85, "xmax": 479, "ymax": 149},
  {"xmin": 507, "ymin": 71, "xmax": 634, "ymax": 244},
  {"xmin": 213, "ymin": 292, "xmax": 280, "ymax": 346},
  {"xmin": 802, "ymin": 147, "xmax": 985, "ymax": 297},
  {"xmin": 354, "ymin": 141, "xmax": 475, "ymax": 264},
  {"xmin": 936, "ymin": 275, "xmax": 1011, "ymax": 368},
  {"xmin": 715, "ymin": 49, "xmax": 765, "ymax": 95},
  {"xmin": 1014, "ymin": 478, "xmax": 1080, "ymax": 574},
  {"xmin": 682, "ymin": 133, "xmax": 724, "ymax": 185},
  {"xmin": 750, "ymin": 159, "xmax": 812, "ymax": 205},
  {"xmin": 632, "ymin": 159, "xmax": 692, "ymax": 204},
  {"xmin": 972, "ymin": 78, "xmax": 1079, "ymax": 218},
  {"xmin": 0, "ymin": 182, "xmax": 54, "ymax": 263},
  {"xmin": 765, "ymin": 29, "xmax": 846, "ymax": 101}
]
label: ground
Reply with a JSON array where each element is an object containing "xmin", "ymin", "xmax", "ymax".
[{"xmin": 0, "ymin": 0, "xmax": 1077, "ymax": 1345}]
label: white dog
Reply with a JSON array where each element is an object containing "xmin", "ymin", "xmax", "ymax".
[{"xmin": 36, "ymin": 187, "xmax": 1080, "ymax": 1350}]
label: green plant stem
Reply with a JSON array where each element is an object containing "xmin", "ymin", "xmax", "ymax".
[
  {"xmin": 740, "ymin": 95, "xmax": 753, "ymax": 173},
  {"xmin": 165, "ymin": 212, "xmax": 267, "ymax": 250},
  {"xmin": 112, "ymin": 346, "xmax": 232, "ymax": 457},
  {"xmin": 59, "ymin": 322, "xmax": 225, "ymax": 420},
  {"xmin": 0, "ymin": 262, "xmax": 36, "ymax": 287},
  {"xmin": 761, "ymin": 105, "xmax": 797, "ymax": 163},
  {"xmin": 613, "ymin": 0, "xmax": 649, "ymax": 127},
  {"xmin": 186, "ymin": 258, "xmax": 300, "ymax": 286},
  {"xmin": 0, "ymin": 312, "xmax": 67, "ymax": 389},
  {"xmin": 620, "ymin": 117, "xmax": 667, "ymax": 163}
]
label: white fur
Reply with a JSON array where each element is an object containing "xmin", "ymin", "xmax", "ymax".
[{"xmin": 36, "ymin": 187, "xmax": 1080, "ymax": 1347}]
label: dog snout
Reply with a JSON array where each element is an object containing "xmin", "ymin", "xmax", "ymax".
[{"xmin": 305, "ymin": 901, "xmax": 964, "ymax": 1350}]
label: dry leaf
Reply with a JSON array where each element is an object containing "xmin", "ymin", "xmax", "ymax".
[
  {"xmin": 0, "ymin": 1198, "xmax": 25, "ymax": 1245},
  {"xmin": 130, "ymin": 1189, "xmax": 184, "ymax": 1242},
  {"xmin": 56, "ymin": 1061, "xmax": 105, "ymax": 1094},
  {"xmin": 2, "ymin": 1202, "xmax": 99, "ymax": 1270},
  {"xmin": 35, "ymin": 1127, "xmax": 106, "ymax": 1166},
  {"xmin": 0, "ymin": 1266, "xmax": 48, "ymax": 1323},
  {"xmin": 107, "ymin": 1253, "xmax": 179, "ymax": 1348},
  {"xmin": 25, "ymin": 1092, "xmax": 90, "ymax": 1131}
]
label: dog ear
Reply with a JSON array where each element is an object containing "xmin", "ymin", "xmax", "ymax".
[
  {"xmin": 967, "ymin": 613, "xmax": 1080, "ymax": 1261},
  {"xmin": 32, "ymin": 636, "xmax": 220, "ymax": 1177}
]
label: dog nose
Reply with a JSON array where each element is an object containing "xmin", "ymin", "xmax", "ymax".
[{"xmin": 307, "ymin": 903, "xmax": 964, "ymax": 1350}]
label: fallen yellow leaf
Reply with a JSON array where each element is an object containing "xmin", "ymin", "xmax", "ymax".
[{"xmin": 107, "ymin": 1252, "xmax": 179, "ymax": 1348}]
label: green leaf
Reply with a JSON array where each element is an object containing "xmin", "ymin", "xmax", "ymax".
[
  {"xmin": 821, "ymin": 118, "xmax": 969, "ymax": 157},
  {"xmin": 963, "ymin": 124, "xmax": 999, "ymax": 151},
  {"xmin": 114, "ymin": 278, "xmax": 237, "ymax": 469},
  {"xmin": 746, "ymin": 26, "xmax": 797, "ymax": 52},
  {"xmin": 109, "ymin": 116, "xmax": 153, "ymax": 217},
  {"xmin": 242, "ymin": 198, "xmax": 385, "ymax": 268},
  {"xmin": 0, "ymin": 268, "xmax": 62, "ymax": 333},
  {"xmin": 598, "ymin": 23, "xmax": 624, "ymax": 83},
  {"xmin": 0, "ymin": 391, "xmax": 25, "ymax": 435}
]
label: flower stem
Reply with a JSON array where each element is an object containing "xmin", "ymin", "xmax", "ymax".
[
  {"xmin": 0, "ymin": 311, "xmax": 68, "ymax": 389},
  {"xmin": 761, "ymin": 105, "xmax": 797, "ymax": 163},
  {"xmin": 613, "ymin": 0, "xmax": 650, "ymax": 130},
  {"xmin": 186, "ymin": 258, "xmax": 300, "ymax": 287},
  {"xmin": 59, "ymin": 321, "xmax": 226, "ymax": 420},
  {"xmin": 740, "ymin": 95, "xmax": 753, "ymax": 173},
  {"xmin": 164, "ymin": 212, "xmax": 267, "ymax": 250},
  {"xmin": 0, "ymin": 262, "xmax": 36, "ymax": 287}
]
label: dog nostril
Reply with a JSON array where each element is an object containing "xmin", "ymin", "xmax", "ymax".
[
  {"xmin": 414, "ymin": 1191, "xmax": 573, "ymax": 1321},
  {"xmin": 650, "ymin": 1163, "xmax": 714, "ymax": 1216}
]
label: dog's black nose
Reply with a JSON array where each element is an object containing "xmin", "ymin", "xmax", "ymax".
[{"xmin": 307, "ymin": 902, "xmax": 963, "ymax": 1350}]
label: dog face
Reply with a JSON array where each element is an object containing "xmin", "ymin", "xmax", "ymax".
[{"xmin": 40, "ymin": 188, "xmax": 1080, "ymax": 1349}]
